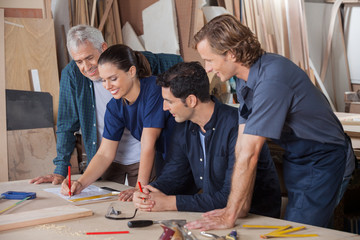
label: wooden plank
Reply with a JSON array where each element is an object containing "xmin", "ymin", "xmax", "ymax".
[
  {"xmin": 44, "ymin": 0, "xmax": 52, "ymax": 19},
  {"xmin": 0, "ymin": 0, "xmax": 46, "ymax": 18},
  {"xmin": 0, "ymin": 9, "xmax": 8, "ymax": 182},
  {"xmin": 112, "ymin": 0, "xmax": 123, "ymax": 44},
  {"xmin": 286, "ymin": 0, "xmax": 306, "ymax": 70},
  {"xmin": 7, "ymin": 128, "xmax": 56, "ymax": 181},
  {"xmin": 337, "ymin": 10, "xmax": 352, "ymax": 91},
  {"xmin": 118, "ymin": 0, "xmax": 157, "ymax": 36},
  {"xmin": 175, "ymin": 0, "xmax": 203, "ymax": 63},
  {"xmin": 319, "ymin": 0, "xmax": 342, "ymax": 82},
  {"xmin": 234, "ymin": 0, "xmax": 241, "ymax": 20},
  {"xmin": 2, "ymin": 8, "xmax": 43, "ymax": 18},
  {"xmin": 98, "ymin": 0, "xmax": 113, "ymax": 32},
  {"xmin": 224, "ymin": 0, "xmax": 234, "ymax": 15},
  {"xmin": 4, "ymin": 17, "xmax": 60, "ymax": 125},
  {"xmin": 104, "ymin": 0, "xmax": 116, "ymax": 46},
  {"xmin": 68, "ymin": 0, "xmax": 72, "ymax": 26},
  {"xmin": 90, "ymin": 0, "xmax": 97, "ymax": 26},
  {"xmin": 0, "ymin": 205, "xmax": 93, "ymax": 232}
]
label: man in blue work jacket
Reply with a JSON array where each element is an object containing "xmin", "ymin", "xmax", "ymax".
[
  {"xmin": 185, "ymin": 14, "xmax": 356, "ymax": 229},
  {"xmin": 133, "ymin": 61, "xmax": 281, "ymax": 217}
]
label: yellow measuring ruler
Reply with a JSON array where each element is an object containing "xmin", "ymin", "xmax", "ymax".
[{"xmin": 69, "ymin": 192, "xmax": 119, "ymax": 202}]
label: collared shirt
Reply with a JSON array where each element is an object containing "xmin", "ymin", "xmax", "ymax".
[
  {"xmin": 151, "ymin": 97, "xmax": 281, "ymax": 215},
  {"xmin": 53, "ymin": 52, "xmax": 183, "ymax": 177},
  {"xmin": 236, "ymin": 52, "xmax": 345, "ymax": 146},
  {"xmin": 235, "ymin": 52, "xmax": 354, "ymax": 177}
]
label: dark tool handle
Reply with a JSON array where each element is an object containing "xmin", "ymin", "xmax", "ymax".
[{"xmin": 127, "ymin": 220, "xmax": 154, "ymax": 228}]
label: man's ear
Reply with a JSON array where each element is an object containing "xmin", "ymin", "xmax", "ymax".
[
  {"xmin": 101, "ymin": 42, "xmax": 108, "ymax": 52},
  {"xmin": 226, "ymin": 50, "xmax": 236, "ymax": 62},
  {"xmin": 186, "ymin": 94, "xmax": 198, "ymax": 108}
]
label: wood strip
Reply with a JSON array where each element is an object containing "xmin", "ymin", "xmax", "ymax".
[
  {"xmin": 269, "ymin": 0, "xmax": 281, "ymax": 54},
  {"xmin": 0, "ymin": 9, "xmax": 8, "ymax": 182},
  {"xmin": 112, "ymin": 0, "xmax": 123, "ymax": 44},
  {"xmin": 299, "ymin": 0, "xmax": 310, "ymax": 75},
  {"xmin": 337, "ymin": 10, "xmax": 352, "ymax": 91},
  {"xmin": 175, "ymin": 0, "xmax": 203, "ymax": 63},
  {"xmin": 286, "ymin": 0, "xmax": 305, "ymax": 71},
  {"xmin": 84, "ymin": 0, "xmax": 89, "ymax": 24},
  {"xmin": 224, "ymin": 0, "xmax": 234, "ymax": 15},
  {"xmin": 234, "ymin": 0, "xmax": 241, "ymax": 20},
  {"xmin": 280, "ymin": 0, "xmax": 290, "ymax": 58},
  {"xmin": 104, "ymin": 1, "xmax": 116, "ymax": 46},
  {"xmin": 0, "ymin": 0, "xmax": 45, "ymax": 9},
  {"xmin": 309, "ymin": 58, "xmax": 336, "ymax": 111},
  {"xmin": 319, "ymin": 0, "xmax": 343, "ymax": 82},
  {"xmin": 0, "ymin": 205, "xmax": 93, "ymax": 232},
  {"xmin": 90, "ymin": 0, "xmax": 97, "ymax": 27},
  {"xmin": 98, "ymin": 0, "xmax": 113, "ymax": 32},
  {"xmin": 61, "ymin": 24, "xmax": 69, "ymax": 64},
  {"xmin": 68, "ymin": 0, "xmax": 72, "ymax": 27},
  {"xmin": 44, "ymin": 0, "xmax": 52, "ymax": 19},
  {"xmin": 2, "ymin": 8, "xmax": 43, "ymax": 18}
]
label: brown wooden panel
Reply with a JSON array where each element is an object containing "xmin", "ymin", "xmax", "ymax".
[
  {"xmin": 175, "ymin": 0, "xmax": 204, "ymax": 63},
  {"xmin": 118, "ymin": 0, "xmax": 158, "ymax": 36},
  {"xmin": 7, "ymin": 128, "xmax": 57, "ymax": 181},
  {"xmin": 4, "ymin": 17, "xmax": 59, "ymax": 125}
]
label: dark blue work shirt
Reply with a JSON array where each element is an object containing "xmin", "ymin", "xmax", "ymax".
[
  {"xmin": 235, "ymin": 53, "xmax": 355, "ymax": 226},
  {"xmin": 151, "ymin": 97, "xmax": 281, "ymax": 216},
  {"xmin": 236, "ymin": 52, "xmax": 345, "ymax": 146},
  {"xmin": 103, "ymin": 76, "xmax": 175, "ymax": 156}
]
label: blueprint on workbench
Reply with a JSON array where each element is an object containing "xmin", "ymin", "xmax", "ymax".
[{"xmin": 43, "ymin": 185, "xmax": 113, "ymax": 203}]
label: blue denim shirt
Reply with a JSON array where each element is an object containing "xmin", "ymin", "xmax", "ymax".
[
  {"xmin": 151, "ymin": 98, "xmax": 281, "ymax": 216},
  {"xmin": 53, "ymin": 52, "xmax": 183, "ymax": 177}
]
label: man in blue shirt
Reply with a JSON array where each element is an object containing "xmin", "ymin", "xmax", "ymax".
[
  {"xmin": 133, "ymin": 62, "xmax": 281, "ymax": 216},
  {"xmin": 29, "ymin": 25, "xmax": 182, "ymax": 200},
  {"xmin": 186, "ymin": 15, "xmax": 356, "ymax": 229}
]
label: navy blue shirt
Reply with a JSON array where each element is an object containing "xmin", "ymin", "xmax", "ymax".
[
  {"xmin": 54, "ymin": 52, "xmax": 182, "ymax": 177},
  {"xmin": 103, "ymin": 76, "xmax": 175, "ymax": 155},
  {"xmin": 151, "ymin": 98, "xmax": 281, "ymax": 215}
]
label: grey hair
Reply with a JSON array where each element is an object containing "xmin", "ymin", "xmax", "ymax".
[{"xmin": 66, "ymin": 25, "xmax": 105, "ymax": 58}]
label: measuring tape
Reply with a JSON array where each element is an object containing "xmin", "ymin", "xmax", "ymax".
[{"xmin": 69, "ymin": 192, "xmax": 119, "ymax": 202}]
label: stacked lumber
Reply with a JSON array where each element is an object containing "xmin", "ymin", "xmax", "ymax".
[
  {"xmin": 242, "ymin": 0, "xmax": 310, "ymax": 78},
  {"xmin": 0, "ymin": 0, "xmax": 59, "ymax": 182},
  {"xmin": 69, "ymin": 0, "xmax": 122, "ymax": 46}
]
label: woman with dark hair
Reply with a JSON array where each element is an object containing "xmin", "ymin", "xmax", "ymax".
[{"xmin": 61, "ymin": 44, "xmax": 175, "ymax": 201}]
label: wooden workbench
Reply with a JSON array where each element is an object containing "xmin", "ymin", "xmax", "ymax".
[{"xmin": 0, "ymin": 179, "xmax": 359, "ymax": 240}]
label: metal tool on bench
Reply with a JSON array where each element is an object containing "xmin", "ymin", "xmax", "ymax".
[
  {"xmin": 201, "ymin": 230, "xmax": 238, "ymax": 240},
  {"xmin": 158, "ymin": 219, "xmax": 199, "ymax": 240},
  {"xmin": 127, "ymin": 219, "xmax": 186, "ymax": 228},
  {"xmin": 105, "ymin": 202, "xmax": 138, "ymax": 220}
]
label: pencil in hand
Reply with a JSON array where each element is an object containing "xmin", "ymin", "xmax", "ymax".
[
  {"xmin": 138, "ymin": 181, "xmax": 145, "ymax": 200},
  {"xmin": 68, "ymin": 166, "xmax": 71, "ymax": 198}
]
